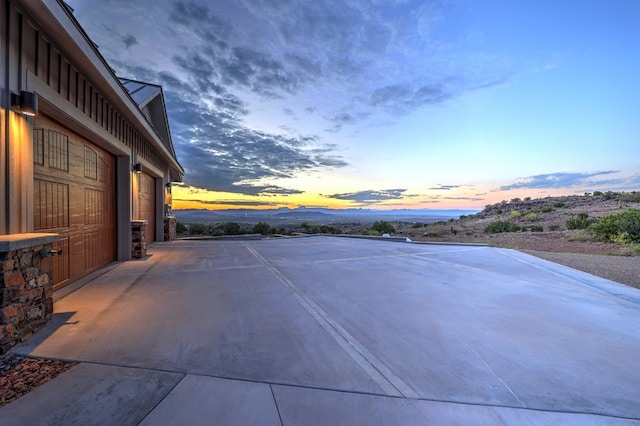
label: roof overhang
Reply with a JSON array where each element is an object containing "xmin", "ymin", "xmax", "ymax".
[{"xmin": 17, "ymin": 0, "xmax": 184, "ymax": 181}]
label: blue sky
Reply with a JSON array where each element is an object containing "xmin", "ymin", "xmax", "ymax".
[{"xmin": 69, "ymin": 0, "xmax": 640, "ymax": 209}]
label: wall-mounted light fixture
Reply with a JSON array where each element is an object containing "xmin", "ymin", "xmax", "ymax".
[
  {"xmin": 11, "ymin": 91, "xmax": 38, "ymax": 116},
  {"xmin": 165, "ymin": 182, "xmax": 171, "ymax": 188},
  {"xmin": 133, "ymin": 163, "xmax": 142, "ymax": 173}
]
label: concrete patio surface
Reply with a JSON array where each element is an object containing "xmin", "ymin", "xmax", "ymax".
[{"xmin": 2, "ymin": 236, "xmax": 640, "ymax": 425}]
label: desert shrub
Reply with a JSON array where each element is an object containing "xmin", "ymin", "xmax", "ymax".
[
  {"xmin": 188, "ymin": 223, "xmax": 209, "ymax": 235},
  {"xmin": 524, "ymin": 212, "xmax": 539, "ymax": 221},
  {"xmin": 176, "ymin": 221, "xmax": 188, "ymax": 234},
  {"xmin": 372, "ymin": 220, "xmax": 395, "ymax": 234},
  {"xmin": 524, "ymin": 197, "xmax": 531, "ymax": 201},
  {"xmin": 529, "ymin": 225, "xmax": 544, "ymax": 232},
  {"xmin": 301, "ymin": 222, "xmax": 341, "ymax": 234},
  {"xmin": 591, "ymin": 209, "xmax": 640, "ymax": 243},
  {"xmin": 423, "ymin": 230, "xmax": 443, "ymax": 237},
  {"xmin": 539, "ymin": 206, "xmax": 553, "ymax": 213},
  {"xmin": 593, "ymin": 191, "xmax": 603, "ymax": 196},
  {"xmin": 620, "ymin": 192, "xmax": 640, "ymax": 203},
  {"xmin": 221, "ymin": 222, "xmax": 242, "ymax": 235},
  {"xmin": 511, "ymin": 198, "xmax": 521, "ymax": 203},
  {"xmin": 253, "ymin": 222, "xmax": 274, "ymax": 235},
  {"xmin": 484, "ymin": 221, "xmax": 521, "ymax": 234},
  {"xmin": 568, "ymin": 231, "xmax": 595, "ymax": 242},
  {"xmin": 510, "ymin": 210, "xmax": 521, "ymax": 219},
  {"xmin": 566, "ymin": 213, "xmax": 594, "ymax": 230},
  {"xmin": 548, "ymin": 224, "xmax": 561, "ymax": 231},
  {"xmin": 412, "ymin": 223, "xmax": 424, "ymax": 228}
]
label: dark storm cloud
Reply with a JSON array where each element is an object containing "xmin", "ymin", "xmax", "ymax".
[
  {"xmin": 500, "ymin": 171, "xmax": 619, "ymax": 190},
  {"xmin": 326, "ymin": 189, "xmax": 407, "ymax": 203}
]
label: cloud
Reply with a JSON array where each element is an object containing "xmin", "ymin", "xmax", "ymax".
[
  {"xmin": 429, "ymin": 184, "xmax": 460, "ymax": 190},
  {"xmin": 325, "ymin": 189, "xmax": 407, "ymax": 204},
  {"xmin": 173, "ymin": 198, "xmax": 281, "ymax": 207},
  {"xmin": 500, "ymin": 171, "xmax": 619, "ymax": 190},
  {"xmin": 73, "ymin": 0, "xmax": 520, "ymax": 199},
  {"xmin": 120, "ymin": 34, "xmax": 138, "ymax": 48}
]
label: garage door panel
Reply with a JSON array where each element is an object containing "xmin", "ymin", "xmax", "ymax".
[
  {"xmin": 34, "ymin": 117, "xmax": 115, "ymax": 290},
  {"xmin": 51, "ymin": 237, "xmax": 70, "ymax": 290},
  {"xmin": 34, "ymin": 179, "xmax": 69, "ymax": 230}
]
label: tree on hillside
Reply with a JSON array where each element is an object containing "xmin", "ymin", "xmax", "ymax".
[{"xmin": 372, "ymin": 220, "xmax": 395, "ymax": 234}]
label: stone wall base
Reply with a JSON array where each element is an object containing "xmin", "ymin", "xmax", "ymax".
[
  {"xmin": 164, "ymin": 216, "xmax": 177, "ymax": 241},
  {"xmin": 1, "ymin": 244, "xmax": 54, "ymax": 354},
  {"xmin": 131, "ymin": 220, "xmax": 148, "ymax": 259}
]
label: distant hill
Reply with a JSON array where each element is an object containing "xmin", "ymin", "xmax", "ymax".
[
  {"xmin": 399, "ymin": 191, "xmax": 640, "ymax": 256},
  {"xmin": 173, "ymin": 206, "xmax": 480, "ymax": 224}
]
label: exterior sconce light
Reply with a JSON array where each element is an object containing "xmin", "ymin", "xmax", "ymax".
[
  {"xmin": 11, "ymin": 91, "xmax": 38, "ymax": 116},
  {"xmin": 133, "ymin": 163, "xmax": 142, "ymax": 173}
]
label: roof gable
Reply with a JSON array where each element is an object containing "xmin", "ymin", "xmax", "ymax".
[{"xmin": 119, "ymin": 78, "xmax": 177, "ymax": 158}]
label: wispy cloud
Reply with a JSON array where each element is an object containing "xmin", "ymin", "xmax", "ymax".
[
  {"xmin": 429, "ymin": 184, "xmax": 460, "ymax": 191},
  {"xmin": 325, "ymin": 189, "xmax": 407, "ymax": 204},
  {"xmin": 173, "ymin": 198, "xmax": 281, "ymax": 207},
  {"xmin": 500, "ymin": 171, "xmax": 619, "ymax": 190}
]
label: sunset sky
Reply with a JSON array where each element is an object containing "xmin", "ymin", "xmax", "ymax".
[{"xmin": 69, "ymin": 0, "xmax": 640, "ymax": 210}]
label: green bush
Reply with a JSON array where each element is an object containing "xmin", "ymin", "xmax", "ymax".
[
  {"xmin": 554, "ymin": 202, "xmax": 565, "ymax": 208},
  {"xmin": 372, "ymin": 220, "xmax": 395, "ymax": 234},
  {"xmin": 529, "ymin": 225, "xmax": 544, "ymax": 232},
  {"xmin": 484, "ymin": 221, "xmax": 521, "ymax": 234},
  {"xmin": 221, "ymin": 222, "xmax": 242, "ymax": 235},
  {"xmin": 176, "ymin": 221, "xmax": 188, "ymax": 234},
  {"xmin": 188, "ymin": 223, "xmax": 209, "ymax": 235},
  {"xmin": 253, "ymin": 222, "xmax": 274, "ymax": 235},
  {"xmin": 510, "ymin": 210, "xmax": 521, "ymax": 219},
  {"xmin": 566, "ymin": 213, "xmax": 594, "ymax": 230},
  {"xmin": 539, "ymin": 207, "xmax": 553, "ymax": 213},
  {"xmin": 301, "ymin": 222, "xmax": 342, "ymax": 234},
  {"xmin": 620, "ymin": 192, "xmax": 640, "ymax": 203},
  {"xmin": 591, "ymin": 209, "xmax": 640, "ymax": 243},
  {"xmin": 524, "ymin": 212, "xmax": 539, "ymax": 221}
]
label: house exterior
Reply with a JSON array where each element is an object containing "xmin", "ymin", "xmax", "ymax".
[{"xmin": 1, "ymin": 0, "xmax": 184, "ymax": 352}]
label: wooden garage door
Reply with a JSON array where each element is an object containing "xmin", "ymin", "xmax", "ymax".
[
  {"xmin": 138, "ymin": 172, "xmax": 156, "ymax": 242},
  {"xmin": 33, "ymin": 117, "xmax": 116, "ymax": 291}
]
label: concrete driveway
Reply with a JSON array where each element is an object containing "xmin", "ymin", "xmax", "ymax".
[{"xmin": 3, "ymin": 237, "xmax": 640, "ymax": 425}]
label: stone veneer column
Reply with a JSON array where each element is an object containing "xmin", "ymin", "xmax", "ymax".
[
  {"xmin": 164, "ymin": 216, "xmax": 177, "ymax": 241},
  {"xmin": 131, "ymin": 220, "xmax": 148, "ymax": 259},
  {"xmin": 0, "ymin": 234, "xmax": 59, "ymax": 354}
]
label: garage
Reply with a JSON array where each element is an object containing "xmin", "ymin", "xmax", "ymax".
[{"xmin": 33, "ymin": 116, "xmax": 116, "ymax": 291}]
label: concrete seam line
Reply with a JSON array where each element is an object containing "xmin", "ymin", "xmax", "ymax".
[
  {"xmin": 465, "ymin": 344, "xmax": 527, "ymax": 408},
  {"xmin": 269, "ymin": 384, "xmax": 285, "ymax": 426},
  {"xmin": 242, "ymin": 242, "xmax": 419, "ymax": 399}
]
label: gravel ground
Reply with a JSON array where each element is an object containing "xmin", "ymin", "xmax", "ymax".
[
  {"xmin": 0, "ymin": 355, "xmax": 77, "ymax": 406},
  {"xmin": 524, "ymin": 250, "xmax": 640, "ymax": 289}
]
